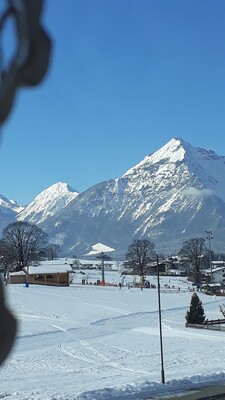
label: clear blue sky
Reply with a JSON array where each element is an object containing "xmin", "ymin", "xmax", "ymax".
[{"xmin": 1, "ymin": 0, "xmax": 225, "ymax": 204}]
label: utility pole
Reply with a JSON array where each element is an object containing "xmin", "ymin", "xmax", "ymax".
[
  {"xmin": 157, "ymin": 255, "xmax": 165, "ymax": 384},
  {"xmin": 205, "ymin": 230, "xmax": 213, "ymax": 283}
]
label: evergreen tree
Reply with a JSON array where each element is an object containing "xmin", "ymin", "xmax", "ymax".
[{"xmin": 186, "ymin": 293, "xmax": 205, "ymax": 324}]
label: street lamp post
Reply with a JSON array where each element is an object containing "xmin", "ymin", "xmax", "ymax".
[
  {"xmin": 156, "ymin": 255, "xmax": 165, "ymax": 384},
  {"xmin": 205, "ymin": 230, "xmax": 213, "ymax": 283}
]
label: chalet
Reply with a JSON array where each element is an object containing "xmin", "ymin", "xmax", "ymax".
[
  {"xmin": 204, "ymin": 282, "xmax": 222, "ymax": 295},
  {"xmin": 8, "ymin": 259, "xmax": 74, "ymax": 287},
  {"xmin": 148, "ymin": 260, "xmax": 179, "ymax": 275},
  {"xmin": 209, "ymin": 266, "xmax": 225, "ymax": 286}
]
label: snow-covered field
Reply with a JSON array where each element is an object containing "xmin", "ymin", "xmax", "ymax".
[{"xmin": 2, "ymin": 272, "xmax": 225, "ymax": 400}]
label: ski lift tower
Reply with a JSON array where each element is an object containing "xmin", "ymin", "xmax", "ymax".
[{"xmin": 86, "ymin": 243, "xmax": 115, "ymax": 285}]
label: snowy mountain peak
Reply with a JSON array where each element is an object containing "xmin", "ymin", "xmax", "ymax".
[
  {"xmin": 123, "ymin": 137, "xmax": 225, "ymax": 181},
  {"xmin": 48, "ymin": 181, "xmax": 78, "ymax": 194},
  {"xmin": 17, "ymin": 182, "xmax": 79, "ymax": 224},
  {"xmin": 149, "ymin": 137, "xmax": 188, "ymax": 163},
  {"xmin": 123, "ymin": 137, "xmax": 189, "ymax": 177}
]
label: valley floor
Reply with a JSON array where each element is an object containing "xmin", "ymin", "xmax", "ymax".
[{"xmin": 1, "ymin": 272, "xmax": 225, "ymax": 400}]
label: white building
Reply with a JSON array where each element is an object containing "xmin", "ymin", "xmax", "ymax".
[{"xmin": 210, "ymin": 266, "xmax": 225, "ymax": 285}]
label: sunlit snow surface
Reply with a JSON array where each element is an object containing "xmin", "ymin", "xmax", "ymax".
[{"xmin": 2, "ymin": 273, "xmax": 225, "ymax": 400}]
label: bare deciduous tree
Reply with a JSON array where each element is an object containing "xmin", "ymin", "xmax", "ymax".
[
  {"xmin": 0, "ymin": 239, "xmax": 17, "ymax": 273},
  {"xmin": 178, "ymin": 237, "xmax": 206, "ymax": 282},
  {"xmin": 1, "ymin": 221, "xmax": 48, "ymax": 270},
  {"xmin": 45, "ymin": 243, "xmax": 60, "ymax": 260},
  {"xmin": 125, "ymin": 239, "xmax": 156, "ymax": 279}
]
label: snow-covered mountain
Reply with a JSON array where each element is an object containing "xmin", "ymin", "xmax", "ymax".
[
  {"xmin": 0, "ymin": 195, "xmax": 24, "ymax": 232},
  {"xmin": 17, "ymin": 182, "xmax": 79, "ymax": 224},
  {"xmin": 2, "ymin": 137, "xmax": 225, "ymax": 256},
  {"xmin": 17, "ymin": 137, "xmax": 225, "ymax": 256}
]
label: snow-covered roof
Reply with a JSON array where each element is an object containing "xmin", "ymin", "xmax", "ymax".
[
  {"xmin": 212, "ymin": 267, "xmax": 225, "ymax": 274},
  {"xmin": 79, "ymin": 258, "xmax": 117, "ymax": 265},
  {"xmin": 204, "ymin": 266, "xmax": 225, "ymax": 274},
  {"xmin": 9, "ymin": 271, "xmax": 25, "ymax": 276},
  {"xmin": 40, "ymin": 258, "xmax": 75, "ymax": 265},
  {"xmin": 207, "ymin": 283, "xmax": 222, "ymax": 288},
  {"xmin": 24, "ymin": 264, "xmax": 73, "ymax": 274},
  {"xmin": 212, "ymin": 261, "xmax": 225, "ymax": 265}
]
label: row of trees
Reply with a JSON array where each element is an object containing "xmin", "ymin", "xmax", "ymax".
[
  {"xmin": 0, "ymin": 221, "xmax": 60, "ymax": 272},
  {"xmin": 124, "ymin": 236, "xmax": 216, "ymax": 282},
  {"xmin": 0, "ymin": 221, "xmax": 215, "ymax": 282}
]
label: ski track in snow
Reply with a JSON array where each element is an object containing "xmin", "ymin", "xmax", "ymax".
[
  {"xmin": 84, "ymin": 302, "xmax": 131, "ymax": 315},
  {"xmin": 53, "ymin": 322, "xmax": 148, "ymax": 376}
]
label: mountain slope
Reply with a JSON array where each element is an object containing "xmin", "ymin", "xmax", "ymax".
[
  {"xmin": 17, "ymin": 182, "xmax": 79, "ymax": 225},
  {"xmin": 0, "ymin": 195, "xmax": 24, "ymax": 232},
  {"xmin": 33, "ymin": 138, "xmax": 225, "ymax": 256}
]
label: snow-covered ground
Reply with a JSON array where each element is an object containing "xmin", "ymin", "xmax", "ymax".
[{"xmin": 2, "ymin": 272, "xmax": 225, "ymax": 400}]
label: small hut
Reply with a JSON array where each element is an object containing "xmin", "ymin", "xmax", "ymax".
[{"xmin": 8, "ymin": 260, "xmax": 74, "ymax": 287}]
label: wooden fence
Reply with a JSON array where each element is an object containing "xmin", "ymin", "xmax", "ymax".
[
  {"xmin": 160, "ymin": 288, "xmax": 190, "ymax": 294},
  {"xmin": 206, "ymin": 318, "xmax": 225, "ymax": 326},
  {"xmin": 186, "ymin": 319, "xmax": 225, "ymax": 332}
]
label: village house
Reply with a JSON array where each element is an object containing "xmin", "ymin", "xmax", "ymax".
[
  {"xmin": 147, "ymin": 259, "xmax": 180, "ymax": 275},
  {"xmin": 209, "ymin": 265, "xmax": 225, "ymax": 286}
]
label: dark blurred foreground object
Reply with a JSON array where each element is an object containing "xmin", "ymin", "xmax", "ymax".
[
  {"xmin": 0, "ymin": 278, "xmax": 17, "ymax": 364},
  {"xmin": 0, "ymin": 0, "xmax": 51, "ymax": 364},
  {"xmin": 0, "ymin": 0, "xmax": 52, "ymax": 125}
]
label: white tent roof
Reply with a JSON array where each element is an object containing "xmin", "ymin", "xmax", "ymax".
[{"xmin": 86, "ymin": 242, "xmax": 115, "ymax": 256}]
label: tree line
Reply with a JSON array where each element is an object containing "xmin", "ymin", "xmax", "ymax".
[
  {"xmin": 0, "ymin": 220, "xmax": 219, "ymax": 284},
  {"xmin": 124, "ymin": 236, "xmax": 220, "ymax": 283}
]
